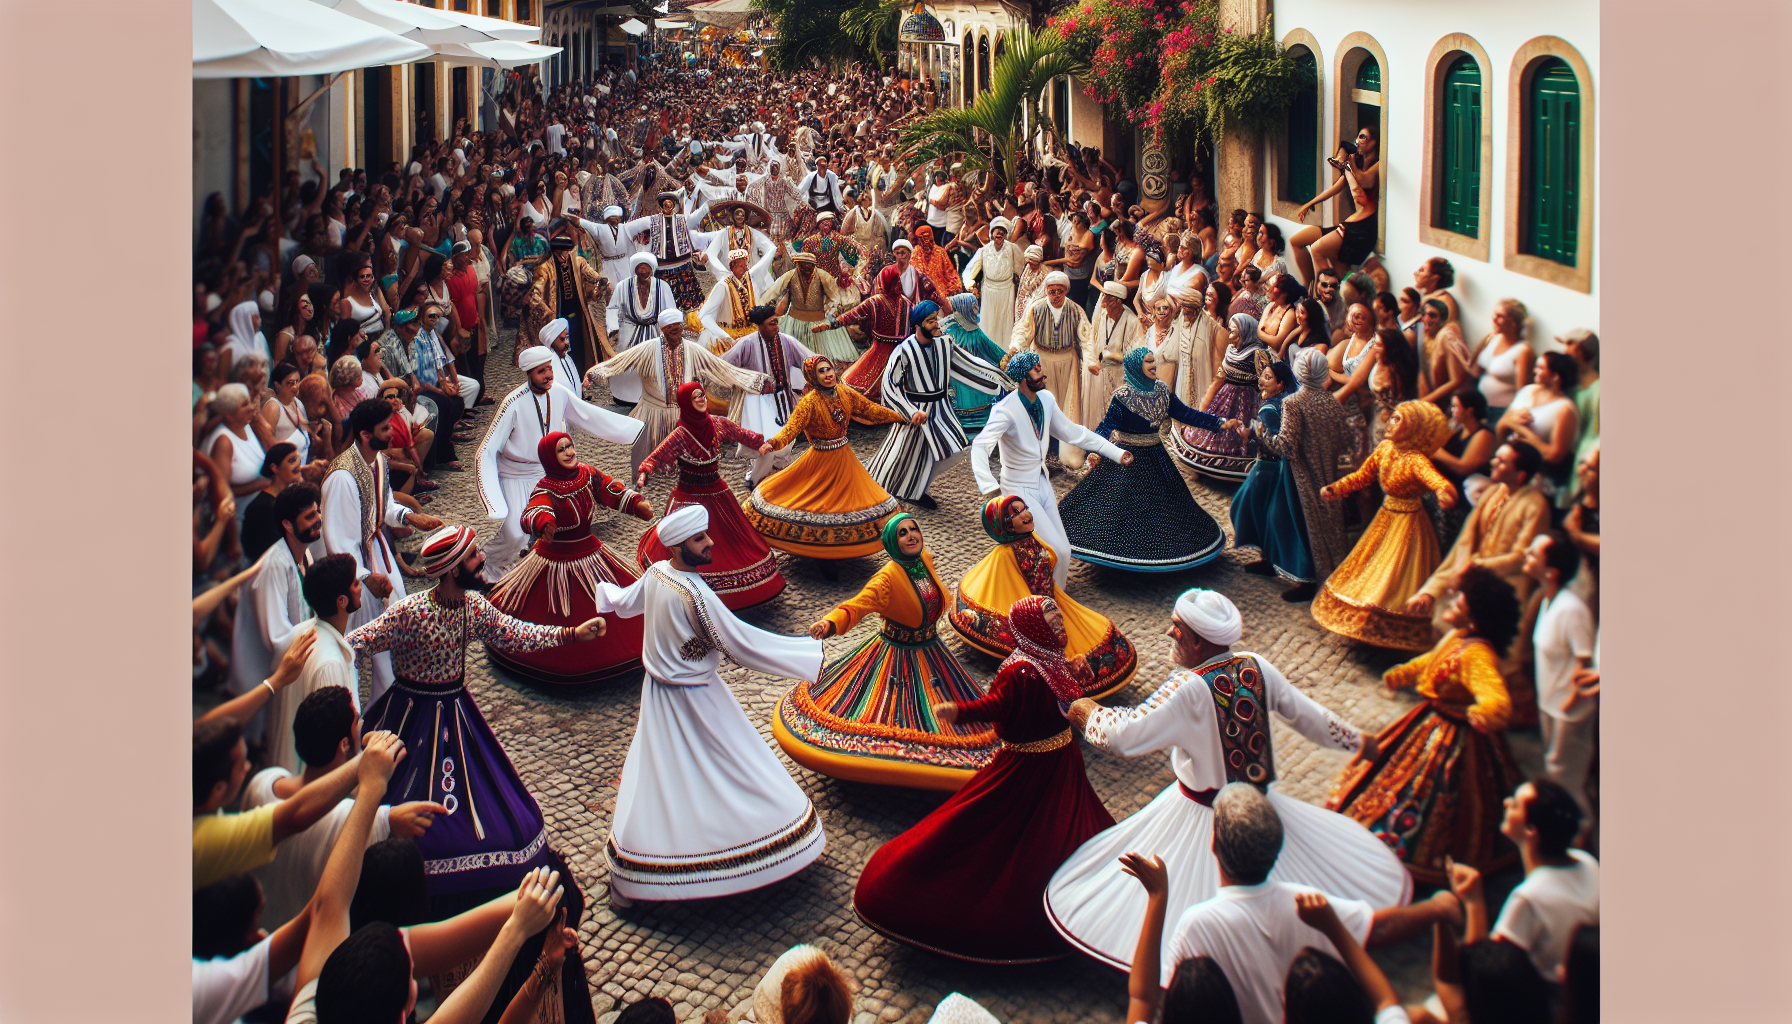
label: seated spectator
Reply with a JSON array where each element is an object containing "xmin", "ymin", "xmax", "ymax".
[
  {"xmin": 243, "ymin": 685, "xmax": 444, "ymax": 928},
  {"xmin": 1407, "ymin": 442, "xmax": 1549, "ymax": 620},
  {"xmin": 1496, "ymin": 352, "xmax": 1579, "ymax": 501},
  {"xmin": 296, "ymin": 372, "xmax": 343, "ymax": 464},
  {"xmin": 1491, "ymin": 778, "xmax": 1598, "ymax": 983},
  {"xmin": 206, "ymin": 383, "xmax": 269, "ymax": 531},
  {"xmin": 1562, "ymin": 445, "xmax": 1599, "ymax": 613},
  {"xmin": 1470, "ymin": 299, "xmax": 1533, "ymax": 423},
  {"xmin": 726, "ymin": 944, "xmax": 856, "ymax": 1023},
  {"xmin": 1416, "ymin": 300, "xmax": 1474, "ymax": 406},
  {"xmin": 1162, "ymin": 784, "xmax": 1463, "ymax": 1024},
  {"xmin": 261, "ymin": 361, "xmax": 315, "ymax": 465},
  {"xmin": 329, "ymin": 355, "xmax": 367, "ymax": 424}
]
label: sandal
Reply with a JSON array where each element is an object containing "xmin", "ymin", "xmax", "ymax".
[
  {"xmin": 415, "ymin": 479, "xmax": 441, "ymax": 493},
  {"xmin": 414, "ymin": 493, "xmax": 435, "ymax": 505},
  {"xmin": 437, "ymin": 461, "xmax": 465, "ymax": 472}
]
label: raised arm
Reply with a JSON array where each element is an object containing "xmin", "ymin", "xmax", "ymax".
[
  {"xmin": 1260, "ymin": 656, "xmax": 1364, "ymax": 753},
  {"xmin": 291, "ymin": 732, "xmax": 403, "ymax": 991}
]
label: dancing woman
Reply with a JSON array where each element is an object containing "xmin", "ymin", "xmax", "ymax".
[
  {"xmin": 487, "ymin": 432, "xmax": 654, "ymax": 685},
  {"xmin": 1059, "ymin": 347, "xmax": 1228, "ymax": 572},
  {"xmin": 775, "ymin": 514, "xmax": 1001, "ymax": 791},
  {"xmin": 853, "ymin": 596, "xmax": 1115, "ymax": 963},
  {"xmin": 633, "ymin": 383, "xmax": 786, "ymax": 609}
]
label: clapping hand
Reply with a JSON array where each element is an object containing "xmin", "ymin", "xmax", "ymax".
[
  {"xmin": 1294, "ymin": 891, "xmax": 1344, "ymax": 936},
  {"xmin": 269, "ymin": 630, "xmax": 320, "ymax": 691},
  {"xmin": 1118, "ymin": 852, "xmax": 1168, "ymax": 899}
]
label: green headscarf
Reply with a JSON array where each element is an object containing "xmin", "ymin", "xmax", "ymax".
[
  {"xmin": 1122, "ymin": 347, "xmax": 1155, "ymax": 392},
  {"xmin": 881, "ymin": 513, "xmax": 930, "ymax": 580}
]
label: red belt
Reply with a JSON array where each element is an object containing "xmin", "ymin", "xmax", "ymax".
[{"xmin": 1179, "ymin": 782, "xmax": 1219, "ymax": 806}]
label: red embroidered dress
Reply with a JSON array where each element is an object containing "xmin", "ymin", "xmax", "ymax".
[
  {"xmin": 635, "ymin": 385, "xmax": 786, "ymax": 609},
  {"xmin": 832, "ymin": 266, "xmax": 927, "ymax": 415},
  {"xmin": 487, "ymin": 432, "xmax": 652, "ymax": 685}
]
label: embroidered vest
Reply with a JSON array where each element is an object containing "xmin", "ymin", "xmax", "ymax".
[
  {"xmin": 1199, "ymin": 654, "xmax": 1276, "ymax": 787},
  {"xmin": 1032, "ymin": 301, "xmax": 1081, "ymax": 352}
]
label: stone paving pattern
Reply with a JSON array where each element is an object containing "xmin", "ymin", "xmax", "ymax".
[{"xmin": 386, "ymin": 320, "xmax": 1542, "ymax": 1024}]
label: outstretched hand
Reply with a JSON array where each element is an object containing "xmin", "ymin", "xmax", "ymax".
[
  {"xmin": 807, "ymin": 620, "xmax": 834, "ymax": 640},
  {"xmin": 1118, "ymin": 852, "xmax": 1168, "ymax": 899},
  {"xmin": 572, "ymin": 617, "xmax": 607, "ymax": 642}
]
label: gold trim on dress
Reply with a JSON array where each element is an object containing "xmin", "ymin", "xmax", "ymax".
[{"xmin": 1002, "ymin": 728, "xmax": 1073, "ymax": 753}]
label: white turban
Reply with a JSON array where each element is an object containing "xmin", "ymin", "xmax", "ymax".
[
  {"xmin": 657, "ymin": 308, "xmax": 686, "ymax": 329},
  {"xmin": 603, "ymin": 205, "xmax": 625, "ymax": 219},
  {"xmin": 1043, "ymin": 270, "xmax": 1070, "ymax": 289},
  {"xmin": 926, "ymin": 993, "xmax": 1001, "ymax": 1024},
  {"xmin": 1101, "ymin": 280, "xmax": 1129, "ymax": 299},
  {"xmin": 575, "ymin": 170, "xmax": 592, "ymax": 186},
  {"xmin": 989, "ymin": 216, "xmax": 1011, "ymax": 233},
  {"xmin": 728, "ymin": 248, "xmax": 750, "ymax": 262},
  {"xmin": 1174, "ymin": 588, "xmax": 1242, "ymax": 646},
  {"xmin": 517, "ymin": 345, "xmax": 555, "ymax": 372},
  {"xmin": 630, "ymin": 252, "xmax": 659, "ymax": 274},
  {"xmin": 1024, "ymin": 245, "xmax": 1044, "ymax": 262},
  {"xmin": 539, "ymin": 318, "xmax": 570, "ymax": 346},
  {"xmin": 656, "ymin": 504, "xmax": 710, "ymax": 547}
]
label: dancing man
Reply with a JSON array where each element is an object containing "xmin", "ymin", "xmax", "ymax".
[
  {"xmin": 865, "ymin": 301, "xmax": 1009, "ymax": 511},
  {"xmin": 477, "ymin": 345, "xmax": 645, "ymax": 583},
  {"xmin": 594, "ymin": 506, "xmax": 827, "ymax": 906},
  {"xmin": 971, "ymin": 353, "xmax": 1130, "ymax": 590},
  {"xmin": 605, "ymin": 252, "xmax": 678, "ymax": 406}
]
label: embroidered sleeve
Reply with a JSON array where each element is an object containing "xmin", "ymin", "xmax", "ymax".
[
  {"xmin": 954, "ymin": 664, "xmax": 1017, "ymax": 725},
  {"xmin": 832, "ymin": 295, "xmax": 877, "ymax": 330},
  {"xmin": 824, "ymin": 566, "xmax": 895, "ymax": 636},
  {"xmin": 1382, "ymin": 646, "xmax": 1434, "ymax": 692},
  {"xmin": 1082, "ymin": 670, "xmax": 1194, "ymax": 755},
  {"xmin": 1255, "ymin": 396, "xmax": 1301, "ymax": 459},
  {"xmin": 467, "ymin": 594, "xmax": 572, "ymax": 652},
  {"xmin": 639, "ymin": 428, "xmax": 692, "ymax": 477},
  {"xmin": 1331, "ymin": 441, "xmax": 1388, "ymax": 497},
  {"xmin": 1167, "ymin": 393, "xmax": 1223, "ymax": 433},
  {"xmin": 1459, "ymin": 642, "xmax": 1513, "ymax": 734},
  {"xmin": 713, "ymin": 416, "xmax": 766, "ymax": 450},
  {"xmin": 1093, "ymin": 396, "xmax": 1126, "ymax": 441},
  {"xmin": 1474, "ymin": 492, "xmax": 1547, "ymax": 578},
  {"xmin": 1260, "ymin": 657, "xmax": 1362, "ymax": 754},
  {"xmin": 520, "ymin": 489, "xmax": 560, "ymax": 535},
  {"xmin": 346, "ymin": 599, "xmax": 413, "ymax": 657},
  {"xmin": 1411, "ymin": 451, "xmax": 1455, "ymax": 498},
  {"xmin": 589, "ymin": 468, "xmax": 645, "ymax": 517},
  {"xmin": 768, "ymin": 394, "xmax": 815, "ymax": 451},
  {"xmin": 842, "ymin": 387, "xmax": 908, "ymax": 427}
]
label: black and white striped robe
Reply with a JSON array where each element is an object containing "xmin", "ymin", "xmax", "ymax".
[{"xmin": 865, "ymin": 332, "xmax": 1010, "ymax": 500}]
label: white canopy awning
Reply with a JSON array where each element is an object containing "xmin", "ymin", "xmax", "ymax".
[
  {"xmin": 307, "ymin": 0, "xmax": 535, "ymax": 44},
  {"xmin": 618, "ymin": 18, "xmax": 648, "ymax": 35},
  {"xmin": 654, "ymin": 19, "xmax": 689, "ymax": 29},
  {"xmin": 194, "ymin": 0, "xmax": 431, "ymax": 78},
  {"xmin": 684, "ymin": 0, "xmax": 753, "ymax": 29},
  {"xmin": 434, "ymin": 38, "xmax": 561, "ymax": 69}
]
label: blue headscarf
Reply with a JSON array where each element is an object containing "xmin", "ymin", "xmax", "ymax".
[
  {"xmin": 910, "ymin": 300, "xmax": 940, "ymax": 328},
  {"xmin": 948, "ymin": 292, "xmax": 980, "ymax": 332},
  {"xmin": 1122, "ymin": 347, "xmax": 1155, "ymax": 392},
  {"xmin": 1006, "ymin": 350, "xmax": 1041, "ymax": 383}
]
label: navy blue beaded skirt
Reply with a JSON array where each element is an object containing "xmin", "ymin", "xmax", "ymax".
[
  {"xmin": 1060, "ymin": 437, "xmax": 1225, "ymax": 572},
  {"xmin": 1231, "ymin": 456, "xmax": 1318, "ymax": 583}
]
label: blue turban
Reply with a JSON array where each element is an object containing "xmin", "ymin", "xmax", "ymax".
[
  {"xmin": 1006, "ymin": 350, "xmax": 1040, "ymax": 383},
  {"xmin": 948, "ymin": 291, "xmax": 980, "ymax": 329},
  {"xmin": 910, "ymin": 300, "xmax": 940, "ymax": 328}
]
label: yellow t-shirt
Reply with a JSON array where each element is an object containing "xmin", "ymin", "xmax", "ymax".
[{"xmin": 193, "ymin": 804, "xmax": 277, "ymax": 889}]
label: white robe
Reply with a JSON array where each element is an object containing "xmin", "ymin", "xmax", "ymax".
[
  {"xmin": 705, "ymin": 225, "xmax": 778, "ymax": 295},
  {"xmin": 962, "ymin": 239, "xmax": 1025, "ymax": 344},
  {"xmin": 264, "ymin": 618, "xmax": 359, "ymax": 779},
  {"xmin": 970, "ymin": 389, "xmax": 1123, "ymax": 589},
  {"xmin": 719, "ymin": 328, "xmax": 816, "ymax": 481},
  {"xmin": 593, "ymin": 563, "xmax": 826, "ymax": 901},
  {"xmin": 605, "ymin": 275, "xmax": 680, "ymax": 404},
  {"xmin": 698, "ymin": 272, "xmax": 772, "ymax": 353},
  {"xmin": 320, "ymin": 456, "xmax": 409, "ymax": 701},
  {"xmin": 227, "ymin": 534, "xmax": 309, "ymax": 744},
  {"xmin": 1044, "ymin": 652, "xmax": 1413, "ymax": 970},
  {"xmin": 576, "ymin": 217, "xmax": 641, "ymax": 318},
  {"xmin": 475, "ymin": 380, "xmax": 645, "ymax": 581}
]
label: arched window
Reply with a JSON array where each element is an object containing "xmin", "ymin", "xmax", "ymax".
[
  {"xmin": 1438, "ymin": 55, "xmax": 1482, "ymax": 236},
  {"xmin": 1052, "ymin": 75, "xmax": 1070, "ymax": 139},
  {"xmin": 1524, "ymin": 58, "xmax": 1579, "ymax": 265},
  {"xmin": 1282, "ymin": 46, "xmax": 1318, "ymax": 204},
  {"xmin": 1333, "ymin": 35, "xmax": 1389, "ymax": 257},
  {"xmin": 977, "ymin": 33, "xmax": 990, "ymax": 97},
  {"xmin": 1503, "ymin": 37, "xmax": 1594, "ymax": 291},
  {"xmin": 963, "ymin": 32, "xmax": 974, "ymax": 105}
]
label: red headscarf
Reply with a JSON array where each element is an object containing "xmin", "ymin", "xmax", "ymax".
[
  {"xmin": 913, "ymin": 224, "xmax": 937, "ymax": 256},
  {"xmin": 1003, "ymin": 595, "xmax": 1091, "ymax": 708},
  {"xmin": 676, "ymin": 381, "xmax": 715, "ymax": 447},
  {"xmin": 877, "ymin": 264, "xmax": 905, "ymax": 300},
  {"xmin": 537, "ymin": 431, "xmax": 578, "ymax": 479}
]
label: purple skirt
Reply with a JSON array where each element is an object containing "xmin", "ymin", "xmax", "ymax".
[
  {"xmin": 362, "ymin": 676, "xmax": 550, "ymax": 895},
  {"xmin": 1172, "ymin": 381, "xmax": 1261, "ymax": 479}
]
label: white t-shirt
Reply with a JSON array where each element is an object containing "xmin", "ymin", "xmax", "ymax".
[
  {"xmin": 193, "ymin": 937, "xmax": 271, "ymax": 1024},
  {"xmin": 1163, "ymin": 881, "xmax": 1374, "ymax": 1024},
  {"xmin": 284, "ymin": 977, "xmax": 319, "ymax": 1024},
  {"xmin": 1533, "ymin": 588, "xmax": 1596, "ymax": 722},
  {"xmin": 243, "ymin": 768, "xmax": 392, "ymax": 928},
  {"xmin": 1492, "ymin": 850, "xmax": 1600, "ymax": 981},
  {"xmin": 546, "ymin": 123, "xmax": 567, "ymax": 155},
  {"xmin": 429, "ymin": 173, "xmax": 452, "ymax": 200}
]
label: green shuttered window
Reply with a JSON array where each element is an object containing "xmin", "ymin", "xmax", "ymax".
[
  {"xmin": 1439, "ymin": 56, "xmax": 1481, "ymax": 237},
  {"xmin": 1525, "ymin": 58, "xmax": 1580, "ymax": 266},
  {"xmin": 1284, "ymin": 51, "xmax": 1318, "ymax": 204}
]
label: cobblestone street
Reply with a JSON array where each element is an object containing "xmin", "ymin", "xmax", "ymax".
[{"xmin": 389, "ymin": 323, "xmax": 1543, "ymax": 1024}]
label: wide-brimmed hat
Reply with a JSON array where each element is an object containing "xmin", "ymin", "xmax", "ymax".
[{"xmin": 710, "ymin": 199, "xmax": 770, "ymax": 230}]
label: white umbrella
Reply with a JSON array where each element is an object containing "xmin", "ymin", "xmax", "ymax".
[
  {"xmin": 428, "ymin": 6, "xmax": 541, "ymax": 43},
  {"xmin": 308, "ymin": 0, "xmax": 521, "ymax": 44},
  {"xmin": 619, "ymin": 18, "xmax": 648, "ymax": 35},
  {"xmin": 195, "ymin": 0, "xmax": 431, "ymax": 77},
  {"xmin": 434, "ymin": 39, "xmax": 562, "ymax": 69}
]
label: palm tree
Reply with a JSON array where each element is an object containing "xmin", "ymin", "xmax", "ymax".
[
  {"xmin": 754, "ymin": 0, "xmax": 903, "ymax": 69},
  {"xmin": 897, "ymin": 25, "xmax": 1075, "ymax": 192}
]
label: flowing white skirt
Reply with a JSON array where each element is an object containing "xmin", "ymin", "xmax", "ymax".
[
  {"xmin": 607, "ymin": 674, "xmax": 826, "ymax": 901},
  {"xmin": 1044, "ymin": 784, "xmax": 1412, "ymax": 969}
]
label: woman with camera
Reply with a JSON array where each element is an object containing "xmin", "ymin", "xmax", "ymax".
[{"xmin": 1289, "ymin": 126, "xmax": 1381, "ymax": 286}]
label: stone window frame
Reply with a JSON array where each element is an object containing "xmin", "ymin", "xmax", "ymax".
[
  {"xmin": 1503, "ymin": 35, "xmax": 1595, "ymax": 293},
  {"xmin": 1268, "ymin": 28, "xmax": 1323, "ymax": 223},
  {"xmin": 1418, "ymin": 34, "xmax": 1494, "ymax": 262}
]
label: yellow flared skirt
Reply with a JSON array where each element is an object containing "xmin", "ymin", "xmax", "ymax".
[
  {"xmin": 743, "ymin": 443, "xmax": 902, "ymax": 559},
  {"xmin": 948, "ymin": 544, "xmax": 1137, "ymax": 698},
  {"xmin": 1311, "ymin": 497, "xmax": 1441, "ymax": 651}
]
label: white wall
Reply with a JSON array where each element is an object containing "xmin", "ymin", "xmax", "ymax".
[
  {"xmin": 1265, "ymin": 0, "xmax": 1599, "ymax": 351},
  {"xmin": 193, "ymin": 80, "xmax": 236, "ymax": 242}
]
